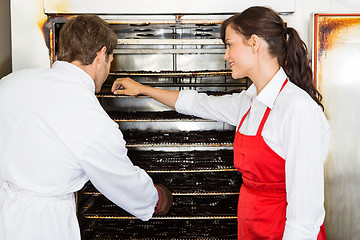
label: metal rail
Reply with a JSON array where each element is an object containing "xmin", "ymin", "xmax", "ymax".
[{"xmin": 118, "ymin": 38, "xmax": 224, "ymax": 45}]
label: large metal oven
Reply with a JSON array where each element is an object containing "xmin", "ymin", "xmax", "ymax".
[
  {"xmin": 9, "ymin": 0, "xmax": 296, "ymax": 239},
  {"xmin": 11, "ymin": 1, "xmax": 360, "ymax": 239},
  {"xmin": 43, "ymin": 14, "xmax": 251, "ymax": 239}
]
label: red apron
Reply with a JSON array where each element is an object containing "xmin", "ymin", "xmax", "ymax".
[{"xmin": 233, "ymin": 80, "xmax": 326, "ymax": 239}]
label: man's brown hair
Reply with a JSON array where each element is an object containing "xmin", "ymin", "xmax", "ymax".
[{"xmin": 57, "ymin": 15, "xmax": 117, "ymax": 65}]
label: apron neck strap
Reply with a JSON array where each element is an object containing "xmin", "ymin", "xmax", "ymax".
[{"xmin": 256, "ymin": 79, "xmax": 288, "ymax": 136}]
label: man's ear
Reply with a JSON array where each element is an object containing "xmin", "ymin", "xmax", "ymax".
[{"xmin": 96, "ymin": 46, "xmax": 107, "ymax": 63}]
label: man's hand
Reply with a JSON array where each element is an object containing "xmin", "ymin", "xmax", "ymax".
[{"xmin": 154, "ymin": 184, "xmax": 173, "ymax": 215}]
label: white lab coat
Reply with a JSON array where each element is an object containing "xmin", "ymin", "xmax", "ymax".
[{"xmin": 0, "ymin": 61, "xmax": 158, "ymax": 240}]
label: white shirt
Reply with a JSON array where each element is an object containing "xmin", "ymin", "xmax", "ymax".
[
  {"xmin": 0, "ymin": 61, "xmax": 158, "ymax": 240},
  {"xmin": 175, "ymin": 68, "xmax": 331, "ymax": 239}
]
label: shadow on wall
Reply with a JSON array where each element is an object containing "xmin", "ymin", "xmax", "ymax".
[
  {"xmin": 0, "ymin": 0, "xmax": 11, "ymax": 78},
  {"xmin": 0, "ymin": 57, "xmax": 12, "ymax": 79}
]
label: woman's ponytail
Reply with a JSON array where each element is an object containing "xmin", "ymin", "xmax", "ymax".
[{"xmin": 283, "ymin": 28, "xmax": 324, "ymax": 110}]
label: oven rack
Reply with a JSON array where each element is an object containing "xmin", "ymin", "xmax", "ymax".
[
  {"xmin": 82, "ymin": 191, "xmax": 239, "ymax": 196},
  {"xmin": 80, "ymin": 194, "xmax": 238, "ymax": 219},
  {"xmin": 84, "ymin": 216, "xmax": 237, "ymax": 220},
  {"xmin": 115, "ymin": 118, "xmax": 224, "ymax": 131},
  {"xmin": 122, "ymin": 129, "xmax": 234, "ymax": 145},
  {"xmin": 81, "ymin": 192, "xmax": 239, "ymax": 197},
  {"xmin": 126, "ymin": 143, "xmax": 233, "ymax": 148},
  {"xmin": 85, "ymin": 237, "xmax": 236, "ymax": 240},
  {"xmin": 107, "ymin": 111, "xmax": 235, "ymax": 131},
  {"xmin": 98, "ymin": 74, "xmax": 250, "ymax": 98},
  {"xmin": 87, "ymin": 237, "xmax": 236, "ymax": 240},
  {"xmin": 115, "ymin": 118, "xmax": 211, "ymax": 123},
  {"xmin": 82, "ymin": 192, "xmax": 239, "ymax": 196},
  {"xmin": 85, "ymin": 236, "xmax": 236, "ymax": 240},
  {"xmin": 82, "ymin": 218, "xmax": 237, "ymax": 240},
  {"xmin": 83, "ymin": 235, "xmax": 237, "ymax": 239},
  {"xmin": 107, "ymin": 110, "xmax": 210, "ymax": 122},
  {"xmin": 117, "ymin": 39, "xmax": 224, "ymax": 46},
  {"xmin": 98, "ymin": 85, "xmax": 249, "ymax": 98},
  {"xmin": 105, "ymin": 71, "xmax": 241, "ymax": 87},
  {"xmin": 127, "ymin": 149, "xmax": 235, "ymax": 171},
  {"xmin": 81, "ymin": 171, "xmax": 241, "ymax": 195},
  {"xmin": 82, "ymin": 213, "xmax": 239, "ymax": 220},
  {"xmin": 145, "ymin": 169, "xmax": 237, "ymax": 173},
  {"xmin": 96, "ymin": 89, "xmax": 243, "ymax": 97},
  {"xmin": 97, "ymin": 86, "xmax": 245, "ymax": 96},
  {"xmin": 109, "ymin": 70, "xmax": 232, "ymax": 77},
  {"xmin": 113, "ymin": 48, "xmax": 226, "ymax": 54}
]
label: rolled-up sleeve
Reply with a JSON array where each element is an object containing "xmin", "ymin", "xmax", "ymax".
[
  {"xmin": 175, "ymin": 90, "xmax": 246, "ymax": 126},
  {"xmin": 282, "ymin": 104, "xmax": 331, "ymax": 239},
  {"xmin": 80, "ymin": 122, "xmax": 158, "ymax": 221}
]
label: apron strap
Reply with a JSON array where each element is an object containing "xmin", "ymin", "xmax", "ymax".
[
  {"xmin": 237, "ymin": 107, "xmax": 251, "ymax": 131},
  {"xmin": 256, "ymin": 79, "xmax": 288, "ymax": 136},
  {"xmin": 256, "ymin": 108, "xmax": 271, "ymax": 136}
]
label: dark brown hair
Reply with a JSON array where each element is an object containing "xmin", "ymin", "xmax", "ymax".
[
  {"xmin": 57, "ymin": 15, "xmax": 118, "ymax": 65},
  {"xmin": 221, "ymin": 6, "xmax": 323, "ymax": 110}
]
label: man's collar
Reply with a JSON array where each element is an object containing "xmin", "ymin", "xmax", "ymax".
[{"xmin": 52, "ymin": 61, "xmax": 95, "ymax": 93}]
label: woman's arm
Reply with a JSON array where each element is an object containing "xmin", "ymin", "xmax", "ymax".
[
  {"xmin": 112, "ymin": 77, "xmax": 179, "ymax": 109},
  {"xmin": 112, "ymin": 77, "xmax": 245, "ymax": 126},
  {"xmin": 282, "ymin": 104, "xmax": 330, "ymax": 239}
]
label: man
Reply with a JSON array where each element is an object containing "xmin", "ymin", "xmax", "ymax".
[{"xmin": 0, "ymin": 15, "xmax": 172, "ymax": 240}]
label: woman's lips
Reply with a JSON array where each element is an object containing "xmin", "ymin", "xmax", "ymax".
[{"xmin": 229, "ymin": 62, "xmax": 235, "ymax": 68}]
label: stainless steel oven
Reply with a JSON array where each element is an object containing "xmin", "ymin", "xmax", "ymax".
[{"xmin": 42, "ymin": 14, "xmax": 252, "ymax": 239}]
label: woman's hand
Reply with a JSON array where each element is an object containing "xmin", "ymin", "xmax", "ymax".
[
  {"xmin": 112, "ymin": 77, "xmax": 180, "ymax": 109},
  {"xmin": 111, "ymin": 77, "xmax": 146, "ymax": 96}
]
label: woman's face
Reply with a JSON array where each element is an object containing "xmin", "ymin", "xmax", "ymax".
[{"xmin": 223, "ymin": 25, "xmax": 255, "ymax": 79}]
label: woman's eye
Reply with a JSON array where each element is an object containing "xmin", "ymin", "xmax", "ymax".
[{"xmin": 226, "ymin": 43, "xmax": 231, "ymax": 47}]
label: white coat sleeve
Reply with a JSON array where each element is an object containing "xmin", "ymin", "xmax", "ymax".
[
  {"xmin": 80, "ymin": 122, "xmax": 158, "ymax": 221},
  {"xmin": 175, "ymin": 90, "xmax": 246, "ymax": 126},
  {"xmin": 282, "ymin": 104, "xmax": 331, "ymax": 239}
]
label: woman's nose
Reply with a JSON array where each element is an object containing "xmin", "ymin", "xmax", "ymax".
[{"xmin": 223, "ymin": 48, "xmax": 229, "ymax": 60}]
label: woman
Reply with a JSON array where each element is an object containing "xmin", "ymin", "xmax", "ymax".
[{"xmin": 112, "ymin": 6, "xmax": 330, "ymax": 239}]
